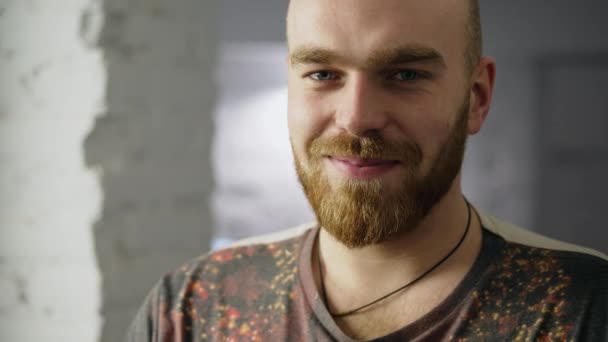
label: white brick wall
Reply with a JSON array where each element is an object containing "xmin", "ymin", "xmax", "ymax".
[{"xmin": 0, "ymin": 0, "xmax": 105, "ymax": 341}]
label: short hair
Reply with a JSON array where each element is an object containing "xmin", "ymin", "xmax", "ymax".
[
  {"xmin": 466, "ymin": 0, "xmax": 482, "ymax": 73},
  {"xmin": 287, "ymin": 0, "xmax": 483, "ymax": 73}
]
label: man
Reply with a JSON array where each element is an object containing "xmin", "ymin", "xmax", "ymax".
[{"xmin": 127, "ymin": 0, "xmax": 608, "ymax": 340}]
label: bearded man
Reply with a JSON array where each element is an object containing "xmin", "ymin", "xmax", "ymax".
[{"xmin": 127, "ymin": 0, "xmax": 608, "ymax": 340}]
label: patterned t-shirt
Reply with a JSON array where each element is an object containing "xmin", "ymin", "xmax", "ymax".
[{"xmin": 126, "ymin": 227, "xmax": 608, "ymax": 341}]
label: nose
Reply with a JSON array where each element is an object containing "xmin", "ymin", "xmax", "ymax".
[{"xmin": 334, "ymin": 75, "xmax": 389, "ymax": 136}]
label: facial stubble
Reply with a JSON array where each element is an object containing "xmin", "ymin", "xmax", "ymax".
[{"xmin": 293, "ymin": 100, "xmax": 470, "ymax": 249}]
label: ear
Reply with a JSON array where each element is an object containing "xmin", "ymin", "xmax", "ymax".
[{"xmin": 467, "ymin": 57, "xmax": 496, "ymax": 135}]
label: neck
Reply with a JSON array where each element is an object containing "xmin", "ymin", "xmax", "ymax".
[{"xmin": 316, "ymin": 181, "xmax": 483, "ymax": 315}]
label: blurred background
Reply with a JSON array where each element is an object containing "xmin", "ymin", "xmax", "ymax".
[{"xmin": 0, "ymin": 0, "xmax": 606, "ymax": 341}]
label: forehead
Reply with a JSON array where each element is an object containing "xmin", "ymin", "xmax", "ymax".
[{"xmin": 287, "ymin": 0, "xmax": 468, "ymax": 66}]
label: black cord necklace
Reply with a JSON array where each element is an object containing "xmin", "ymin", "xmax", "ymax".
[{"xmin": 318, "ymin": 200, "xmax": 472, "ymax": 318}]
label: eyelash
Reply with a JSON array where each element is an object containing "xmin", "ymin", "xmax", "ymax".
[
  {"xmin": 308, "ymin": 71, "xmax": 338, "ymax": 81},
  {"xmin": 391, "ymin": 70, "xmax": 430, "ymax": 81},
  {"xmin": 305, "ymin": 70, "xmax": 430, "ymax": 82}
]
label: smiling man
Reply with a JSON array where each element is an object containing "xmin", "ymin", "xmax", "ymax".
[{"xmin": 127, "ymin": 0, "xmax": 608, "ymax": 341}]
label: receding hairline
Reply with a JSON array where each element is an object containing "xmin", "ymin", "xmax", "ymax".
[{"xmin": 286, "ymin": 0, "xmax": 482, "ymax": 73}]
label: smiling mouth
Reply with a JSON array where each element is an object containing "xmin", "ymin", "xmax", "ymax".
[
  {"xmin": 327, "ymin": 156, "xmax": 400, "ymax": 180},
  {"xmin": 331, "ymin": 156, "xmax": 399, "ymax": 166}
]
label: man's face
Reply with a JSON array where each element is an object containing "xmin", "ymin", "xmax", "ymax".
[{"xmin": 287, "ymin": 0, "xmax": 475, "ymax": 248}]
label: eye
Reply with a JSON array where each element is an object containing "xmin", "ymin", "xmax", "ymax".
[
  {"xmin": 392, "ymin": 70, "xmax": 422, "ymax": 81},
  {"xmin": 309, "ymin": 71, "xmax": 338, "ymax": 81}
]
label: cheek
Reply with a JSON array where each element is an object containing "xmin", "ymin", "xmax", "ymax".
[
  {"xmin": 419, "ymin": 106, "xmax": 466, "ymax": 169},
  {"xmin": 391, "ymin": 102, "xmax": 454, "ymax": 169},
  {"xmin": 393, "ymin": 100, "xmax": 449, "ymax": 143},
  {"xmin": 287, "ymin": 91, "xmax": 333, "ymax": 154}
]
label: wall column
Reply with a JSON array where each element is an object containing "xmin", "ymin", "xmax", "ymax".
[
  {"xmin": 0, "ymin": 0, "xmax": 105, "ymax": 340},
  {"xmin": 85, "ymin": 1, "xmax": 217, "ymax": 341}
]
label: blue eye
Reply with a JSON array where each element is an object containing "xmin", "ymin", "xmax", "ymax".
[
  {"xmin": 394, "ymin": 70, "xmax": 420, "ymax": 81},
  {"xmin": 310, "ymin": 71, "xmax": 336, "ymax": 81}
]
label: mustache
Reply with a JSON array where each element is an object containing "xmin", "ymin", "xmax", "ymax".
[{"xmin": 309, "ymin": 132, "xmax": 423, "ymax": 163}]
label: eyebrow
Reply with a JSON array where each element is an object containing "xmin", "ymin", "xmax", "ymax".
[
  {"xmin": 289, "ymin": 45, "xmax": 446, "ymax": 69},
  {"xmin": 289, "ymin": 48, "xmax": 342, "ymax": 65}
]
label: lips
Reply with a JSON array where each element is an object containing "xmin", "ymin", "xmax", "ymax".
[
  {"xmin": 327, "ymin": 156, "xmax": 399, "ymax": 180},
  {"xmin": 331, "ymin": 157, "xmax": 398, "ymax": 167}
]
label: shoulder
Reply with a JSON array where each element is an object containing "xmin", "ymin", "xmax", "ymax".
[
  {"xmin": 478, "ymin": 209, "xmax": 608, "ymax": 290},
  {"xmin": 465, "ymin": 210, "xmax": 607, "ymax": 341},
  {"xmin": 125, "ymin": 223, "xmax": 316, "ymax": 341},
  {"xmin": 478, "ymin": 209, "xmax": 608, "ymax": 262},
  {"xmin": 227, "ymin": 222, "xmax": 317, "ymax": 248},
  {"xmin": 150, "ymin": 222, "xmax": 316, "ymax": 294},
  {"xmin": 169, "ymin": 222, "xmax": 316, "ymax": 284}
]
